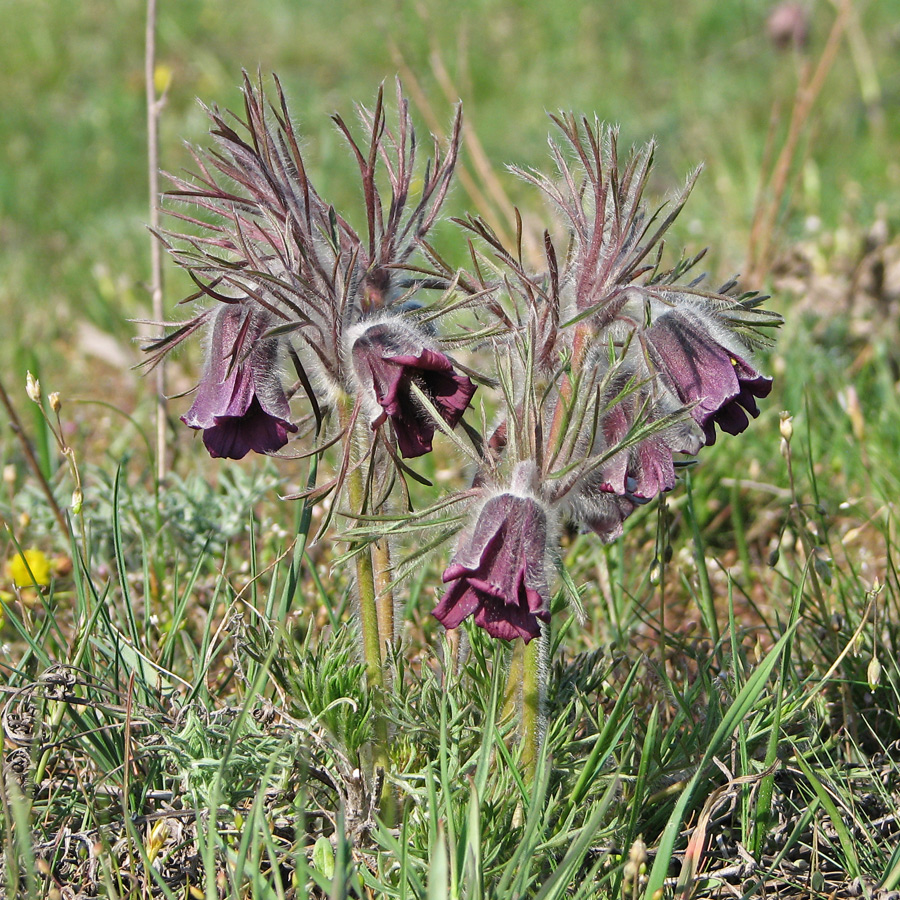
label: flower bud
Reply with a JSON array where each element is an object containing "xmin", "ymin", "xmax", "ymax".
[
  {"xmin": 71, "ymin": 489, "xmax": 83, "ymax": 516},
  {"xmin": 3, "ymin": 465, "xmax": 16, "ymax": 488},
  {"xmin": 868, "ymin": 656, "xmax": 882, "ymax": 690},
  {"xmin": 779, "ymin": 411, "xmax": 793, "ymax": 443},
  {"xmin": 628, "ymin": 835, "xmax": 647, "ymax": 867},
  {"xmin": 25, "ymin": 371, "xmax": 41, "ymax": 403},
  {"xmin": 814, "ymin": 548, "xmax": 833, "ymax": 586},
  {"xmin": 49, "ymin": 392, "xmax": 62, "ymax": 413}
]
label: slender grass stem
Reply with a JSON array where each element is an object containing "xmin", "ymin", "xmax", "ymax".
[
  {"xmin": 0, "ymin": 374, "xmax": 69, "ymax": 542},
  {"xmin": 145, "ymin": 0, "xmax": 167, "ymax": 484},
  {"xmin": 686, "ymin": 473, "xmax": 720, "ymax": 652}
]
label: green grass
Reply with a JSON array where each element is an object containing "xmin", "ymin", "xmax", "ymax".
[{"xmin": 2, "ymin": 0, "xmax": 900, "ymax": 897}]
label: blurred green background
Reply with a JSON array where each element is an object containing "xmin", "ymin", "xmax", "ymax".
[{"xmin": 0, "ymin": 0, "xmax": 897, "ymax": 437}]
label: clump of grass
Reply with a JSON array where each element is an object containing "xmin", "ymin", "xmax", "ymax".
[{"xmin": 4, "ymin": 375, "xmax": 900, "ymax": 899}]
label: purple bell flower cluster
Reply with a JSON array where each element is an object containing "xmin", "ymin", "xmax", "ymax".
[
  {"xmin": 148, "ymin": 79, "xmax": 779, "ymax": 647},
  {"xmin": 149, "ymin": 74, "xmax": 472, "ymax": 468},
  {"xmin": 431, "ymin": 119, "xmax": 779, "ymax": 643}
]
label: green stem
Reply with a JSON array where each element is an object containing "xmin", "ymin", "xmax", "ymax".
[
  {"xmin": 520, "ymin": 632, "xmax": 545, "ymax": 780},
  {"xmin": 373, "ymin": 538, "xmax": 395, "ymax": 667},
  {"xmin": 338, "ymin": 395, "xmax": 383, "ymax": 690},
  {"xmin": 501, "ymin": 642, "xmax": 524, "ymax": 725},
  {"xmin": 685, "ymin": 473, "xmax": 720, "ymax": 653}
]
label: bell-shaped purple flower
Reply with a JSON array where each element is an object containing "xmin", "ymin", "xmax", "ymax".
[
  {"xmin": 433, "ymin": 492, "xmax": 551, "ymax": 643},
  {"xmin": 643, "ymin": 311, "xmax": 773, "ymax": 445},
  {"xmin": 351, "ymin": 321, "xmax": 476, "ymax": 458},
  {"xmin": 182, "ymin": 306, "xmax": 297, "ymax": 460},
  {"xmin": 589, "ymin": 379, "xmax": 701, "ymax": 500}
]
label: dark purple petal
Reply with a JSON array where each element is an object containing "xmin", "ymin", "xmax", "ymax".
[
  {"xmin": 352, "ymin": 326, "xmax": 476, "ymax": 458},
  {"xmin": 644, "ymin": 311, "xmax": 772, "ymax": 443},
  {"xmin": 632, "ymin": 439, "xmax": 677, "ymax": 498},
  {"xmin": 202, "ymin": 397, "xmax": 297, "ymax": 460},
  {"xmin": 433, "ymin": 493, "xmax": 550, "ymax": 643},
  {"xmin": 590, "ymin": 381, "xmax": 685, "ymax": 501},
  {"xmin": 181, "ymin": 305, "xmax": 297, "ymax": 458}
]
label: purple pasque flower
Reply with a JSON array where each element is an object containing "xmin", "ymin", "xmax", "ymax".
[
  {"xmin": 434, "ymin": 483, "xmax": 551, "ymax": 643},
  {"xmin": 350, "ymin": 319, "xmax": 476, "ymax": 458},
  {"xmin": 182, "ymin": 305, "xmax": 297, "ymax": 460},
  {"xmin": 564, "ymin": 372, "xmax": 700, "ymax": 541},
  {"xmin": 642, "ymin": 309, "xmax": 773, "ymax": 446},
  {"xmin": 568, "ymin": 487, "xmax": 639, "ymax": 545},
  {"xmin": 161, "ymin": 75, "xmax": 463, "ymax": 411}
]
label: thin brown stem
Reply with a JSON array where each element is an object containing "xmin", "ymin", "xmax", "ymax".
[
  {"xmin": 747, "ymin": 0, "xmax": 851, "ymax": 281},
  {"xmin": 145, "ymin": 0, "xmax": 167, "ymax": 483},
  {"xmin": 0, "ymin": 375, "xmax": 69, "ymax": 542},
  {"xmin": 388, "ymin": 43, "xmax": 517, "ymax": 256}
]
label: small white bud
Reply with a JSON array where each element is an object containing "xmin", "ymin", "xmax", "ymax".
[
  {"xmin": 779, "ymin": 411, "xmax": 793, "ymax": 443},
  {"xmin": 3, "ymin": 464, "xmax": 16, "ymax": 487},
  {"xmin": 71, "ymin": 488, "xmax": 83, "ymax": 515},
  {"xmin": 867, "ymin": 657, "xmax": 882, "ymax": 689},
  {"xmin": 25, "ymin": 371, "xmax": 41, "ymax": 403},
  {"xmin": 49, "ymin": 392, "xmax": 62, "ymax": 413}
]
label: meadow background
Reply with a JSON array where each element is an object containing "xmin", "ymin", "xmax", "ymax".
[{"xmin": 1, "ymin": 0, "xmax": 899, "ymax": 897}]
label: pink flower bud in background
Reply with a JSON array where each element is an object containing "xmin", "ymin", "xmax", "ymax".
[{"xmin": 767, "ymin": 2, "xmax": 810, "ymax": 51}]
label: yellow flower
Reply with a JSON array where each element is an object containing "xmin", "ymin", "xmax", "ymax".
[
  {"xmin": 6, "ymin": 549, "xmax": 52, "ymax": 587},
  {"xmin": 154, "ymin": 64, "xmax": 173, "ymax": 95}
]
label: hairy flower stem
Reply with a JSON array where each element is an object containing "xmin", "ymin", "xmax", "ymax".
[
  {"xmin": 501, "ymin": 643, "xmax": 525, "ymax": 723},
  {"xmin": 520, "ymin": 633, "xmax": 545, "ymax": 780},
  {"xmin": 373, "ymin": 538, "xmax": 395, "ymax": 668},
  {"xmin": 338, "ymin": 396, "xmax": 393, "ymax": 815},
  {"xmin": 338, "ymin": 395, "xmax": 384, "ymax": 691},
  {"xmin": 499, "ymin": 634, "xmax": 545, "ymax": 782}
]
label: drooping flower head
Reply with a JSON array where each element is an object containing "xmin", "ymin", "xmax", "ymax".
[
  {"xmin": 181, "ymin": 304, "xmax": 297, "ymax": 459},
  {"xmin": 442, "ymin": 115, "xmax": 781, "ymax": 551},
  {"xmin": 349, "ymin": 319, "xmax": 476, "ymax": 457},
  {"xmin": 152, "ymin": 73, "xmax": 474, "ymax": 468},
  {"xmin": 434, "ymin": 466, "xmax": 552, "ymax": 642},
  {"xmin": 642, "ymin": 306, "xmax": 773, "ymax": 445}
]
